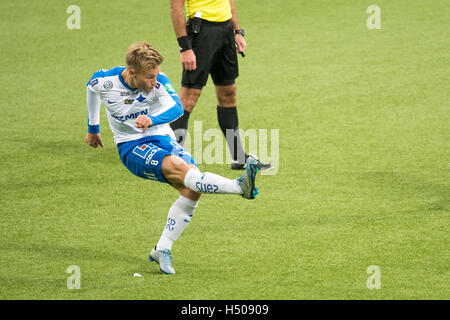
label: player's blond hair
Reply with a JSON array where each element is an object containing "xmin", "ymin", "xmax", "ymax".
[{"xmin": 126, "ymin": 42, "xmax": 164, "ymax": 74}]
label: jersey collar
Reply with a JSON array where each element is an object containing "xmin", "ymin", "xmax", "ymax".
[{"xmin": 118, "ymin": 68, "xmax": 138, "ymax": 91}]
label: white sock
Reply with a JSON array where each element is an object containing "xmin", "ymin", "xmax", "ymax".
[
  {"xmin": 183, "ymin": 169, "xmax": 243, "ymax": 195},
  {"xmin": 156, "ymin": 195, "xmax": 198, "ymax": 251}
]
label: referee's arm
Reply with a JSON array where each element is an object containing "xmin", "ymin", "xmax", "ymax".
[
  {"xmin": 229, "ymin": 0, "xmax": 246, "ymax": 54},
  {"xmin": 170, "ymin": 0, "xmax": 187, "ymax": 38},
  {"xmin": 170, "ymin": 0, "xmax": 196, "ymax": 71},
  {"xmin": 229, "ymin": 0, "xmax": 241, "ymax": 31}
]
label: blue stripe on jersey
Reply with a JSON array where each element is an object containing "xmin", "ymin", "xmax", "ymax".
[
  {"xmin": 88, "ymin": 124, "xmax": 100, "ymax": 134},
  {"xmin": 157, "ymin": 73, "xmax": 182, "ymax": 106},
  {"xmin": 148, "ymin": 74, "xmax": 184, "ymax": 126},
  {"xmin": 87, "ymin": 116, "xmax": 100, "ymax": 133},
  {"xmin": 148, "ymin": 104, "xmax": 183, "ymax": 126},
  {"xmin": 86, "ymin": 66, "xmax": 137, "ymax": 90}
]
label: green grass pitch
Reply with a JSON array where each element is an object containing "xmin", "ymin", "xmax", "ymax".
[{"xmin": 0, "ymin": 0, "xmax": 448, "ymax": 299}]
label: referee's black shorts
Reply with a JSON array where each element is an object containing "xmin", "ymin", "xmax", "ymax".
[{"xmin": 182, "ymin": 19, "xmax": 239, "ymax": 90}]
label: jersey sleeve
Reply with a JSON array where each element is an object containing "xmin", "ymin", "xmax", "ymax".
[
  {"xmin": 148, "ymin": 73, "xmax": 184, "ymax": 126},
  {"xmin": 86, "ymin": 71, "xmax": 102, "ymax": 94},
  {"xmin": 86, "ymin": 83, "xmax": 101, "ymax": 134},
  {"xmin": 86, "ymin": 71, "xmax": 105, "ymax": 133}
]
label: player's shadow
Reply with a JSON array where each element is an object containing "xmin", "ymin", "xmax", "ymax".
[
  {"xmin": 0, "ymin": 241, "xmax": 165, "ymax": 295},
  {"xmin": 1, "ymin": 242, "xmax": 148, "ymax": 274}
]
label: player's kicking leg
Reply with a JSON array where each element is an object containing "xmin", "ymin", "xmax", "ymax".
[{"xmin": 162, "ymin": 154, "xmax": 260, "ymax": 199}]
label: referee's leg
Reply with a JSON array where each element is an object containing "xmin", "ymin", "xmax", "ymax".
[
  {"xmin": 215, "ymin": 84, "xmax": 247, "ymax": 166},
  {"xmin": 170, "ymin": 87, "xmax": 202, "ymax": 146}
]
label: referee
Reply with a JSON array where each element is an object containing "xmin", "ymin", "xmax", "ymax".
[{"xmin": 169, "ymin": 0, "xmax": 271, "ymax": 170}]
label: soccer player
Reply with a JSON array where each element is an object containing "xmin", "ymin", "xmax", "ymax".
[
  {"xmin": 85, "ymin": 42, "xmax": 260, "ymax": 275},
  {"xmin": 169, "ymin": 0, "xmax": 272, "ymax": 170}
]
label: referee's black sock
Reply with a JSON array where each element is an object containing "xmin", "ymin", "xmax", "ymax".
[
  {"xmin": 217, "ymin": 106, "xmax": 246, "ymax": 164},
  {"xmin": 170, "ymin": 110, "xmax": 191, "ymax": 146}
]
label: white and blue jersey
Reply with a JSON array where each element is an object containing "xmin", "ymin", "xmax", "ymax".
[
  {"xmin": 86, "ymin": 66, "xmax": 196, "ymax": 183},
  {"xmin": 86, "ymin": 66, "xmax": 182, "ymax": 144}
]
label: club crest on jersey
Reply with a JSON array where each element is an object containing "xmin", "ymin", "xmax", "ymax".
[
  {"xmin": 103, "ymin": 80, "xmax": 113, "ymax": 90},
  {"xmin": 164, "ymin": 83, "xmax": 176, "ymax": 93}
]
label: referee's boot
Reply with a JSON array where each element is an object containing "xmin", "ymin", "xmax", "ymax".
[
  {"xmin": 231, "ymin": 154, "xmax": 273, "ymax": 171},
  {"xmin": 149, "ymin": 247, "xmax": 175, "ymax": 275}
]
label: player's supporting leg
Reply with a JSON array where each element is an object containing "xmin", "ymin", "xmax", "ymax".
[
  {"xmin": 170, "ymin": 87, "xmax": 202, "ymax": 146},
  {"xmin": 150, "ymin": 174, "xmax": 200, "ymax": 275},
  {"xmin": 155, "ymin": 192, "xmax": 199, "ymax": 252},
  {"xmin": 150, "ymin": 162, "xmax": 200, "ymax": 275}
]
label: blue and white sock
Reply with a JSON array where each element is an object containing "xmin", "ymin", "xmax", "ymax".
[{"xmin": 183, "ymin": 169, "xmax": 243, "ymax": 195}]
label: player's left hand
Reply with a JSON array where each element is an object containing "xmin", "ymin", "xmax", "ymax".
[
  {"xmin": 235, "ymin": 34, "xmax": 246, "ymax": 54},
  {"xmin": 135, "ymin": 115, "xmax": 152, "ymax": 133}
]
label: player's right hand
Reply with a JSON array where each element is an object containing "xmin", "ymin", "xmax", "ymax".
[
  {"xmin": 135, "ymin": 115, "xmax": 152, "ymax": 133},
  {"xmin": 85, "ymin": 132, "xmax": 104, "ymax": 148},
  {"xmin": 181, "ymin": 49, "xmax": 196, "ymax": 71}
]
